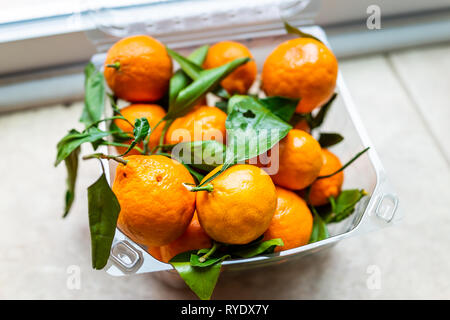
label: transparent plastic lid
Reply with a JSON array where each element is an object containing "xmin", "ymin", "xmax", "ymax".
[{"xmin": 82, "ymin": 0, "xmax": 320, "ymax": 52}]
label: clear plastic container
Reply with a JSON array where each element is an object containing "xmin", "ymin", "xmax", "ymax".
[{"xmin": 85, "ymin": 0, "xmax": 400, "ymax": 281}]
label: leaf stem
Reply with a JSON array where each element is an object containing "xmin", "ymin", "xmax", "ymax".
[
  {"xmin": 198, "ymin": 242, "xmax": 221, "ymax": 263},
  {"xmin": 106, "ymin": 62, "xmax": 120, "ymax": 70},
  {"xmin": 157, "ymin": 152, "xmax": 173, "ymax": 157},
  {"xmin": 107, "ymin": 94, "xmax": 135, "ymax": 129},
  {"xmin": 197, "ymin": 163, "xmax": 230, "ymax": 187},
  {"xmin": 317, "ymin": 147, "xmax": 370, "ymax": 180},
  {"xmin": 143, "ymin": 118, "xmax": 163, "ymax": 154},
  {"xmin": 149, "ymin": 119, "xmax": 172, "ymax": 155},
  {"xmin": 184, "ymin": 183, "xmax": 214, "ymax": 192},
  {"xmin": 284, "ymin": 21, "xmax": 323, "ymax": 43},
  {"xmin": 84, "ymin": 116, "xmax": 126, "ymax": 131},
  {"xmin": 304, "ymin": 186, "xmax": 322, "ymax": 222},
  {"xmin": 100, "ymin": 141, "xmax": 144, "ymax": 154},
  {"xmin": 323, "ymin": 196, "xmax": 337, "ymax": 223},
  {"xmin": 82, "ymin": 153, "xmax": 128, "ymax": 165},
  {"xmin": 310, "ymin": 203, "xmax": 319, "ymax": 216},
  {"xmin": 156, "ymin": 142, "xmax": 178, "ymax": 151}
]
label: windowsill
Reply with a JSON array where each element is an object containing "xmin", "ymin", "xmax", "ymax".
[{"xmin": 1, "ymin": 3, "xmax": 450, "ymax": 112}]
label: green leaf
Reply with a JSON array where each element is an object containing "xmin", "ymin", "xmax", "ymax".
[
  {"xmin": 284, "ymin": 21, "xmax": 322, "ymax": 42},
  {"xmin": 260, "ymin": 96, "xmax": 299, "ymax": 122},
  {"xmin": 334, "ymin": 190, "xmax": 364, "ymax": 215},
  {"xmin": 326, "ymin": 189, "xmax": 367, "ymax": 223},
  {"xmin": 62, "ymin": 147, "xmax": 80, "ymax": 218},
  {"xmin": 182, "ymin": 164, "xmax": 206, "ymax": 184},
  {"xmin": 167, "ymin": 47, "xmax": 203, "ymax": 80},
  {"xmin": 309, "ymin": 211, "xmax": 329, "ymax": 243},
  {"xmin": 189, "ymin": 243, "xmax": 230, "ymax": 268},
  {"xmin": 225, "ymin": 98, "xmax": 291, "ymax": 164},
  {"xmin": 55, "ymin": 128, "xmax": 111, "ymax": 166},
  {"xmin": 232, "ymin": 238, "xmax": 284, "ymax": 258},
  {"xmin": 226, "ymin": 94, "xmax": 248, "ymax": 114},
  {"xmin": 318, "ymin": 132, "xmax": 344, "ymax": 148},
  {"xmin": 288, "ymin": 112, "xmax": 308, "ymax": 127},
  {"xmin": 168, "ymin": 45, "xmax": 209, "ymax": 107},
  {"xmin": 131, "ymin": 117, "xmax": 150, "ymax": 143},
  {"xmin": 199, "ymin": 97, "xmax": 291, "ymax": 186},
  {"xmin": 227, "ymin": 94, "xmax": 300, "ymax": 122},
  {"xmin": 308, "ymin": 93, "xmax": 337, "ymax": 129},
  {"xmin": 165, "ymin": 57, "xmax": 250, "ymax": 120},
  {"xmin": 214, "ymin": 87, "xmax": 230, "ymax": 99},
  {"xmin": 169, "ymin": 70, "xmax": 191, "ymax": 108},
  {"xmin": 87, "ymin": 173, "xmax": 121, "ymax": 269},
  {"xmin": 227, "ymin": 95, "xmax": 298, "ymax": 124},
  {"xmin": 168, "ymin": 46, "xmax": 232, "ymax": 100},
  {"xmin": 237, "ymin": 234, "xmax": 264, "ymax": 247},
  {"xmin": 109, "ymin": 120, "xmax": 132, "ymax": 143},
  {"xmin": 190, "ymin": 254, "xmax": 221, "ymax": 267},
  {"xmin": 80, "ymin": 62, "xmax": 105, "ymax": 128},
  {"xmin": 118, "ymin": 117, "xmax": 150, "ymax": 156},
  {"xmin": 168, "ymin": 140, "xmax": 226, "ymax": 172},
  {"xmin": 317, "ymin": 147, "xmax": 369, "ymax": 180},
  {"xmin": 106, "ymin": 95, "xmax": 133, "ymax": 143},
  {"xmin": 157, "ymin": 152, "xmax": 206, "ymax": 183},
  {"xmin": 186, "ymin": 45, "xmax": 210, "ymax": 66},
  {"xmin": 215, "ymin": 101, "xmax": 228, "ymax": 113},
  {"xmin": 170, "ymin": 251, "xmax": 222, "ymax": 300},
  {"xmin": 189, "ymin": 252, "xmax": 230, "ymax": 268},
  {"xmin": 107, "ymin": 93, "xmax": 119, "ymax": 111}
]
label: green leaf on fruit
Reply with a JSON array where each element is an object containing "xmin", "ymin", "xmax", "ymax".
[
  {"xmin": 168, "ymin": 45, "xmax": 209, "ymax": 107},
  {"xmin": 165, "ymin": 57, "xmax": 250, "ymax": 120},
  {"xmin": 190, "ymin": 251, "xmax": 230, "ymax": 268},
  {"xmin": 259, "ymin": 96, "xmax": 299, "ymax": 122},
  {"xmin": 167, "ymin": 140, "xmax": 226, "ymax": 172},
  {"xmin": 215, "ymin": 100, "xmax": 228, "ymax": 113},
  {"xmin": 167, "ymin": 47, "xmax": 203, "ymax": 80},
  {"xmin": 232, "ymin": 238, "xmax": 284, "ymax": 258}
]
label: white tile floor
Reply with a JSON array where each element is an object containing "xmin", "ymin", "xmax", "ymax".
[{"xmin": 0, "ymin": 43, "xmax": 449, "ymax": 299}]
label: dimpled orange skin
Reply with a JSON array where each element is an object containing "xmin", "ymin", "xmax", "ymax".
[
  {"xmin": 196, "ymin": 164, "xmax": 277, "ymax": 245},
  {"xmin": 308, "ymin": 149, "xmax": 344, "ymax": 206},
  {"xmin": 113, "ymin": 104, "xmax": 166, "ymax": 155},
  {"xmin": 262, "ymin": 37, "xmax": 338, "ymax": 113},
  {"xmin": 158, "ymin": 212, "xmax": 212, "ymax": 263},
  {"xmin": 104, "ymin": 35, "xmax": 172, "ymax": 102},
  {"xmin": 164, "ymin": 106, "xmax": 227, "ymax": 145},
  {"xmin": 203, "ymin": 41, "xmax": 257, "ymax": 95},
  {"xmin": 113, "ymin": 155, "xmax": 196, "ymax": 247},
  {"xmin": 272, "ymin": 129, "xmax": 323, "ymax": 190},
  {"xmin": 263, "ymin": 186, "xmax": 313, "ymax": 252}
]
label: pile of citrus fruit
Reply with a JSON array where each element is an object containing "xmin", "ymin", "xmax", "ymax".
[{"xmin": 55, "ymin": 23, "xmax": 368, "ymax": 300}]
